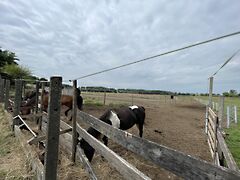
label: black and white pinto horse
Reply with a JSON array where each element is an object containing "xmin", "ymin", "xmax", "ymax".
[{"xmin": 79, "ymin": 105, "xmax": 146, "ymax": 162}]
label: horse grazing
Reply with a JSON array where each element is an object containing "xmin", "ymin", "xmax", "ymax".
[
  {"xmin": 79, "ymin": 105, "xmax": 145, "ymax": 162},
  {"xmin": 42, "ymin": 88, "xmax": 83, "ymax": 121},
  {"xmin": 20, "ymin": 90, "xmax": 37, "ymax": 115}
]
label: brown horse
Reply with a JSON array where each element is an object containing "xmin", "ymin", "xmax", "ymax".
[{"xmin": 42, "ymin": 89, "xmax": 83, "ymax": 120}]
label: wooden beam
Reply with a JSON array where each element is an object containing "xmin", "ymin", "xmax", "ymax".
[
  {"xmin": 13, "ymin": 115, "xmax": 37, "ymax": 137},
  {"xmin": 208, "ymin": 77, "xmax": 213, "ymax": 108},
  {"xmin": 78, "ymin": 111, "xmax": 240, "ymax": 179},
  {"xmin": 13, "ymin": 79, "xmax": 22, "ymax": 117},
  {"xmin": 77, "ymin": 124, "xmax": 151, "ymax": 180},
  {"xmin": 28, "ymin": 128, "xmax": 72, "ymax": 145},
  {"xmin": 14, "ymin": 125, "xmax": 44, "ymax": 180},
  {"xmin": 34, "ymin": 81, "xmax": 40, "ymax": 123},
  {"xmin": 217, "ymin": 130, "xmax": 239, "ymax": 171},
  {"xmin": 41, "ymin": 116, "xmax": 98, "ymax": 179},
  {"xmin": 21, "ymin": 113, "xmax": 43, "ymax": 119},
  {"xmin": 76, "ymin": 146, "xmax": 98, "ymax": 180},
  {"xmin": 44, "ymin": 77, "xmax": 62, "ymax": 180},
  {"xmin": 4, "ymin": 80, "xmax": 10, "ymax": 110},
  {"xmin": 71, "ymin": 80, "xmax": 77, "ymax": 162}
]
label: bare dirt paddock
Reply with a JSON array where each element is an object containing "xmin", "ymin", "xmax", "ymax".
[{"xmin": 78, "ymin": 96, "xmax": 212, "ymax": 180}]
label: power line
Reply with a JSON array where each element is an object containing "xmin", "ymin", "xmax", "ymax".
[
  {"xmin": 70, "ymin": 30, "xmax": 240, "ymax": 81},
  {"xmin": 211, "ymin": 49, "xmax": 240, "ymax": 77}
]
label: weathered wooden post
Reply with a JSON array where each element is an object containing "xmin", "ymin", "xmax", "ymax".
[
  {"xmin": 13, "ymin": 79, "xmax": 23, "ymax": 116},
  {"xmin": 4, "ymin": 80, "xmax": 10, "ymax": 110},
  {"xmin": 218, "ymin": 96, "xmax": 224, "ymax": 129},
  {"xmin": 22, "ymin": 81, "xmax": 25, "ymax": 99},
  {"xmin": 131, "ymin": 94, "xmax": 134, "ymax": 106},
  {"xmin": 0, "ymin": 76, "xmax": 4, "ymax": 103},
  {"xmin": 103, "ymin": 91, "xmax": 106, "ymax": 105},
  {"xmin": 38, "ymin": 82, "xmax": 45, "ymax": 130},
  {"xmin": 71, "ymin": 80, "xmax": 77, "ymax": 162},
  {"xmin": 44, "ymin": 77, "xmax": 62, "ymax": 180},
  {"xmin": 208, "ymin": 77, "xmax": 213, "ymax": 108},
  {"xmin": 205, "ymin": 106, "xmax": 209, "ymax": 134},
  {"xmin": 34, "ymin": 81, "xmax": 40, "ymax": 123}
]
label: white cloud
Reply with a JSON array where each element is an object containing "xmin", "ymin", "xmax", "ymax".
[{"xmin": 0, "ymin": 0, "xmax": 240, "ymax": 93}]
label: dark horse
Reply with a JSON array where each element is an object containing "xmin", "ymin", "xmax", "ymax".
[
  {"xmin": 42, "ymin": 88, "xmax": 83, "ymax": 121},
  {"xmin": 79, "ymin": 105, "xmax": 145, "ymax": 162}
]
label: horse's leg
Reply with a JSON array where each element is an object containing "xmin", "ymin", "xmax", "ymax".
[
  {"xmin": 102, "ymin": 136, "xmax": 108, "ymax": 146},
  {"xmin": 136, "ymin": 123, "xmax": 143, "ymax": 138},
  {"xmin": 65, "ymin": 108, "xmax": 71, "ymax": 117}
]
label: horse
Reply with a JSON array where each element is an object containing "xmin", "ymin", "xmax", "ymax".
[
  {"xmin": 79, "ymin": 105, "xmax": 145, "ymax": 162},
  {"xmin": 42, "ymin": 88, "xmax": 83, "ymax": 121},
  {"xmin": 20, "ymin": 90, "xmax": 37, "ymax": 115}
]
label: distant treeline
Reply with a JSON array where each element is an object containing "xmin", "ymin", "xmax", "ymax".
[{"xmin": 80, "ymin": 86, "xmax": 195, "ymax": 95}]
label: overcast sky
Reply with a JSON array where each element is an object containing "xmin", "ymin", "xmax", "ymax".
[{"xmin": 0, "ymin": 0, "xmax": 240, "ymax": 93}]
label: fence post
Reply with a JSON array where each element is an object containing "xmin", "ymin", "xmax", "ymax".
[
  {"xmin": 71, "ymin": 80, "xmax": 77, "ymax": 162},
  {"xmin": 227, "ymin": 106, "xmax": 230, "ymax": 128},
  {"xmin": 44, "ymin": 77, "xmax": 62, "ymax": 180},
  {"xmin": 103, "ymin": 91, "xmax": 106, "ymax": 105},
  {"xmin": 208, "ymin": 77, "xmax": 213, "ymax": 108},
  {"xmin": 0, "ymin": 76, "xmax": 4, "ymax": 102},
  {"xmin": 131, "ymin": 94, "xmax": 134, "ymax": 105},
  {"xmin": 4, "ymin": 80, "xmax": 10, "ymax": 110},
  {"xmin": 13, "ymin": 79, "xmax": 22, "ymax": 117},
  {"xmin": 205, "ymin": 106, "xmax": 209, "ymax": 134},
  {"xmin": 34, "ymin": 81, "xmax": 40, "ymax": 123},
  {"xmin": 38, "ymin": 82, "xmax": 45, "ymax": 130},
  {"xmin": 218, "ymin": 96, "xmax": 224, "ymax": 129},
  {"xmin": 22, "ymin": 81, "xmax": 25, "ymax": 99},
  {"xmin": 234, "ymin": 106, "xmax": 237, "ymax": 124}
]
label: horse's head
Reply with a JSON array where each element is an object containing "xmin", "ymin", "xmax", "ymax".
[
  {"xmin": 79, "ymin": 138, "xmax": 95, "ymax": 162},
  {"xmin": 79, "ymin": 127, "xmax": 101, "ymax": 162},
  {"xmin": 24, "ymin": 90, "xmax": 36, "ymax": 100}
]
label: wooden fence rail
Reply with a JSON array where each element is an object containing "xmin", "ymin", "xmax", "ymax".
[
  {"xmin": 78, "ymin": 110, "xmax": 240, "ymax": 179},
  {"xmin": 206, "ymin": 106, "xmax": 239, "ymax": 171}
]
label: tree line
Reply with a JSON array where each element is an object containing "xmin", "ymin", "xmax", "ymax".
[{"xmin": 0, "ymin": 47, "xmax": 47, "ymax": 84}]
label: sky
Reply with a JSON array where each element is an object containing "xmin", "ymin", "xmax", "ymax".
[{"xmin": 0, "ymin": 0, "xmax": 240, "ymax": 94}]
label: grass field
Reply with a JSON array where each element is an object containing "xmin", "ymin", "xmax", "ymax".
[{"xmin": 196, "ymin": 96, "xmax": 240, "ymax": 168}]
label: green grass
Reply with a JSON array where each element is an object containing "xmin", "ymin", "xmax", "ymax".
[
  {"xmin": 84, "ymin": 98, "xmax": 103, "ymax": 106},
  {"xmin": 225, "ymin": 123, "xmax": 240, "ymax": 168},
  {"xmin": 196, "ymin": 96, "xmax": 240, "ymax": 168}
]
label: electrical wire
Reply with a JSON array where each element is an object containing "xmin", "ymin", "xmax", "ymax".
[{"xmin": 70, "ymin": 30, "xmax": 240, "ymax": 81}]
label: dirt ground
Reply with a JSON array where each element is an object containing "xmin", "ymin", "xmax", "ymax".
[
  {"xmin": 78, "ymin": 98, "xmax": 212, "ymax": 180},
  {"xmin": 1, "ymin": 95, "xmax": 212, "ymax": 180}
]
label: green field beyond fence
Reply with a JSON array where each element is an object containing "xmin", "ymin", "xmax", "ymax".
[{"xmin": 196, "ymin": 96, "xmax": 240, "ymax": 168}]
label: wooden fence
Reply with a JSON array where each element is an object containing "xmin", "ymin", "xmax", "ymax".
[
  {"xmin": 205, "ymin": 106, "xmax": 239, "ymax": 171},
  {"xmin": 1, "ymin": 75, "xmax": 240, "ymax": 180}
]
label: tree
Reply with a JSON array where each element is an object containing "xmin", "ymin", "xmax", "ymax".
[
  {"xmin": 229, "ymin": 89, "xmax": 238, "ymax": 96},
  {"xmin": 2, "ymin": 64, "xmax": 32, "ymax": 79},
  {"xmin": 0, "ymin": 47, "xmax": 19, "ymax": 70}
]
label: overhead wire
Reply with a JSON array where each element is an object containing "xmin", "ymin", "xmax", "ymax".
[
  {"xmin": 70, "ymin": 30, "xmax": 240, "ymax": 81},
  {"xmin": 211, "ymin": 49, "xmax": 240, "ymax": 77}
]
